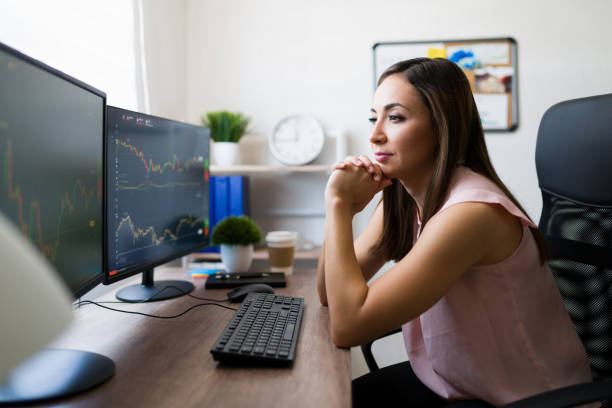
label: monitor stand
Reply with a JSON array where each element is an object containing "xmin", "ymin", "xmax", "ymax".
[
  {"xmin": 0, "ymin": 348, "xmax": 114, "ymax": 404},
  {"xmin": 115, "ymin": 268, "xmax": 194, "ymax": 302}
]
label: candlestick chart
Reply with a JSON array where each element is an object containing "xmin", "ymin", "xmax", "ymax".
[{"xmin": 107, "ymin": 109, "xmax": 210, "ymax": 275}]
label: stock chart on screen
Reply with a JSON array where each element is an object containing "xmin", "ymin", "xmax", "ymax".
[
  {"xmin": 0, "ymin": 46, "xmax": 104, "ymax": 294},
  {"xmin": 106, "ymin": 107, "xmax": 210, "ymax": 279}
]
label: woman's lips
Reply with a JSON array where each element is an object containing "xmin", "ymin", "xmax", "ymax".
[{"xmin": 374, "ymin": 153, "xmax": 392, "ymax": 162}]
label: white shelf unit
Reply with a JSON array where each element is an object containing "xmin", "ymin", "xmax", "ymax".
[
  {"xmin": 199, "ymin": 164, "xmax": 330, "ymax": 262},
  {"xmin": 210, "ymin": 164, "xmax": 330, "ymax": 175}
]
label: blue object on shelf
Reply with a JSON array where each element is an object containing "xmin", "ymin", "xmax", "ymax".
[
  {"xmin": 229, "ymin": 175, "xmax": 250, "ymax": 216},
  {"xmin": 200, "ymin": 175, "xmax": 250, "ymax": 253}
]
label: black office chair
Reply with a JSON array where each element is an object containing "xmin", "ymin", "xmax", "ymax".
[{"xmin": 361, "ymin": 93, "xmax": 612, "ymax": 408}]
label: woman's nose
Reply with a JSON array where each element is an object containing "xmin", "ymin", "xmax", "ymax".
[{"xmin": 369, "ymin": 123, "xmax": 386, "ymax": 144}]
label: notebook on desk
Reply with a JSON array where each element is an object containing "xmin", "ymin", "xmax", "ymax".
[{"xmin": 205, "ymin": 272, "xmax": 287, "ymax": 288}]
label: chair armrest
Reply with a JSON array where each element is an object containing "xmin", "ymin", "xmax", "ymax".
[
  {"xmin": 501, "ymin": 380, "xmax": 612, "ymax": 408},
  {"xmin": 360, "ymin": 328, "xmax": 402, "ymax": 372}
]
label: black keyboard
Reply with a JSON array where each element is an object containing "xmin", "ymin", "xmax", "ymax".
[{"xmin": 211, "ymin": 292, "xmax": 304, "ymax": 366}]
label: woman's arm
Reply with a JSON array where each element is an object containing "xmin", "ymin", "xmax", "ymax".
[
  {"xmin": 325, "ymin": 199, "xmax": 520, "ymax": 348},
  {"xmin": 317, "ymin": 157, "xmax": 389, "ymax": 307},
  {"xmin": 316, "ymin": 203, "xmax": 387, "ymax": 306}
]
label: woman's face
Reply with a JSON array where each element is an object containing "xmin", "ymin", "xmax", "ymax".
[{"xmin": 369, "ymin": 74, "xmax": 438, "ymax": 182}]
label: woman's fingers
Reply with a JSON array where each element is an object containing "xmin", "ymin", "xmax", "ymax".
[
  {"xmin": 372, "ymin": 164, "xmax": 385, "ymax": 182},
  {"xmin": 357, "ymin": 155, "xmax": 376, "ymax": 179},
  {"xmin": 344, "ymin": 155, "xmax": 362, "ymax": 167},
  {"xmin": 331, "ymin": 160, "xmax": 347, "ymax": 170},
  {"xmin": 357, "ymin": 155, "xmax": 386, "ymax": 182},
  {"xmin": 333, "ymin": 156, "xmax": 385, "ymax": 183}
]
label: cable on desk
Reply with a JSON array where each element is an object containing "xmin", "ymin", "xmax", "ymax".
[
  {"xmin": 187, "ymin": 292, "xmax": 230, "ymax": 302},
  {"xmin": 76, "ymin": 284, "xmax": 230, "ymax": 305},
  {"xmin": 139, "ymin": 284, "xmax": 230, "ymax": 303},
  {"xmin": 74, "ymin": 299, "xmax": 237, "ymax": 319}
]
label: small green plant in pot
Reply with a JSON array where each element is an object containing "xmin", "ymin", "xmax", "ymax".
[
  {"xmin": 202, "ymin": 111, "xmax": 250, "ymax": 166},
  {"xmin": 212, "ymin": 215, "xmax": 261, "ymax": 272}
]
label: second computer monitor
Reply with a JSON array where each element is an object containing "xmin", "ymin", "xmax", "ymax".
[{"xmin": 106, "ymin": 106, "xmax": 210, "ymax": 301}]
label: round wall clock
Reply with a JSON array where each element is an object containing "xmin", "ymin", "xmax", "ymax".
[{"xmin": 269, "ymin": 115, "xmax": 325, "ymax": 165}]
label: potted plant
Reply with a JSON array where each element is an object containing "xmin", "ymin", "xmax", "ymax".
[
  {"xmin": 212, "ymin": 215, "xmax": 261, "ymax": 272},
  {"xmin": 202, "ymin": 110, "xmax": 250, "ymax": 166}
]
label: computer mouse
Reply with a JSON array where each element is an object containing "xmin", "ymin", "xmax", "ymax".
[{"xmin": 226, "ymin": 283, "xmax": 275, "ymax": 303}]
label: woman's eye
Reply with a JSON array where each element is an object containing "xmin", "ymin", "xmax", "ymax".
[
  {"xmin": 389, "ymin": 115, "xmax": 404, "ymax": 122},
  {"xmin": 368, "ymin": 117, "xmax": 377, "ymax": 124}
]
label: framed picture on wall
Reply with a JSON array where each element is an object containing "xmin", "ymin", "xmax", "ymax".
[{"xmin": 373, "ymin": 38, "xmax": 518, "ymax": 132}]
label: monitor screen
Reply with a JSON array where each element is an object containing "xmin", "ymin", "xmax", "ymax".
[
  {"xmin": 105, "ymin": 106, "xmax": 210, "ymax": 285},
  {"xmin": 0, "ymin": 43, "xmax": 105, "ymax": 298}
]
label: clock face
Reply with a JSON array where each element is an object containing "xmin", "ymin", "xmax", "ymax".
[{"xmin": 269, "ymin": 115, "xmax": 325, "ymax": 165}]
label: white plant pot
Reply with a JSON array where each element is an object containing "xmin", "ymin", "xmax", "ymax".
[
  {"xmin": 212, "ymin": 142, "xmax": 240, "ymax": 166},
  {"xmin": 220, "ymin": 244, "xmax": 253, "ymax": 273}
]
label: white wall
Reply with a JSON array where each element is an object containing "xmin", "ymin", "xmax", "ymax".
[
  {"xmin": 140, "ymin": 0, "xmax": 188, "ymax": 120},
  {"xmin": 183, "ymin": 0, "xmax": 612, "ymax": 241}
]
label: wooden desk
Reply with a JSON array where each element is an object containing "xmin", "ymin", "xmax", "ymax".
[{"xmin": 45, "ymin": 267, "xmax": 350, "ymax": 407}]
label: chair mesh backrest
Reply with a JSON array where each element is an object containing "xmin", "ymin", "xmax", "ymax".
[
  {"xmin": 536, "ymin": 93, "xmax": 612, "ymax": 405},
  {"xmin": 539, "ymin": 192, "xmax": 612, "ymax": 382}
]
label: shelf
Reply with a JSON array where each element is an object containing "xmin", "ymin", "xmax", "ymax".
[
  {"xmin": 189, "ymin": 247, "xmax": 321, "ymax": 261},
  {"xmin": 210, "ymin": 164, "xmax": 330, "ymax": 175}
]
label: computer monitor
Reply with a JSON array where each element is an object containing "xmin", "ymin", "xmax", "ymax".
[
  {"xmin": 105, "ymin": 106, "xmax": 210, "ymax": 302},
  {"xmin": 0, "ymin": 42, "xmax": 114, "ymax": 403}
]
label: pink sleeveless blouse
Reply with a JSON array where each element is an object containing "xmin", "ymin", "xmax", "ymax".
[{"xmin": 402, "ymin": 167, "xmax": 593, "ymax": 405}]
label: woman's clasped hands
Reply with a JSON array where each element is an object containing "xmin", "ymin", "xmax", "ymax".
[{"xmin": 325, "ymin": 155, "xmax": 392, "ymax": 215}]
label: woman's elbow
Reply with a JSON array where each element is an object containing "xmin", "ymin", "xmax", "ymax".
[
  {"xmin": 316, "ymin": 285, "xmax": 328, "ymax": 306},
  {"xmin": 330, "ymin": 324, "xmax": 360, "ymax": 348}
]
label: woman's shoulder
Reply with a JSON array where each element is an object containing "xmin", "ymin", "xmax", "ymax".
[
  {"xmin": 440, "ymin": 167, "xmax": 536, "ymax": 229},
  {"xmin": 448, "ymin": 166, "xmax": 502, "ymax": 194}
]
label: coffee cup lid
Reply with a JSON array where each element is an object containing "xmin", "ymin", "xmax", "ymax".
[{"xmin": 265, "ymin": 231, "xmax": 297, "ymax": 243}]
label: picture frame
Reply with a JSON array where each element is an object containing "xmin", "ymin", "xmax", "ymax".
[{"xmin": 373, "ymin": 38, "xmax": 518, "ymax": 132}]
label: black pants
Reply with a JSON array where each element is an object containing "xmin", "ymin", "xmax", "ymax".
[{"xmin": 352, "ymin": 361, "xmax": 495, "ymax": 407}]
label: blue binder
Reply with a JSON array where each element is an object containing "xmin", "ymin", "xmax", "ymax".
[
  {"xmin": 214, "ymin": 176, "xmax": 230, "ymax": 226},
  {"xmin": 229, "ymin": 175, "xmax": 250, "ymax": 216},
  {"xmin": 201, "ymin": 175, "xmax": 250, "ymax": 253}
]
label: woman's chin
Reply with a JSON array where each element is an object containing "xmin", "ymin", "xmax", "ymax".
[{"xmin": 377, "ymin": 163, "xmax": 396, "ymax": 179}]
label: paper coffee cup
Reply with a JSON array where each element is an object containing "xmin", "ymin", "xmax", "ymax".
[{"xmin": 265, "ymin": 231, "xmax": 297, "ymax": 275}]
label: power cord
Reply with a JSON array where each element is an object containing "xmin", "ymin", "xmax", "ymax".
[
  {"xmin": 137, "ymin": 284, "xmax": 231, "ymax": 303},
  {"xmin": 74, "ymin": 284, "xmax": 237, "ymax": 318},
  {"xmin": 74, "ymin": 300, "xmax": 237, "ymax": 319}
]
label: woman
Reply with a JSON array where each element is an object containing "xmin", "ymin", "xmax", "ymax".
[{"xmin": 317, "ymin": 58, "xmax": 593, "ymax": 407}]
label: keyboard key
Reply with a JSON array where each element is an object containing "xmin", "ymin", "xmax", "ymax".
[{"xmin": 283, "ymin": 323, "xmax": 295, "ymax": 341}]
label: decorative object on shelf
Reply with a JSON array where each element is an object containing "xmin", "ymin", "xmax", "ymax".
[
  {"xmin": 202, "ymin": 111, "xmax": 250, "ymax": 166},
  {"xmin": 269, "ymin": 114, "xmax": 325, "ymax": 165},
  {"xmin": 211, "ymin": 215, "xmax": 262, "ymax": 272}
]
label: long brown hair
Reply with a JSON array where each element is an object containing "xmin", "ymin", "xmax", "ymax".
[{"xmin": 372, "ymin": 58, "xmax": 548, "ymax": 263}]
